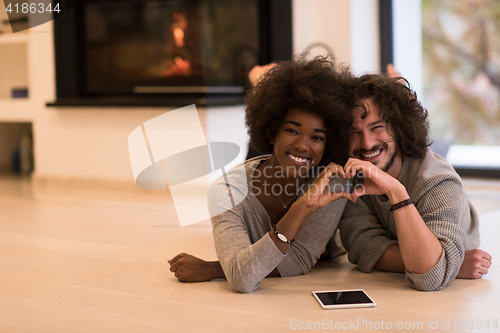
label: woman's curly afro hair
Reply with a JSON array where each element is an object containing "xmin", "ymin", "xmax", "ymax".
[{"xmin": 245, "ymin": 56, "xmax": 354, "ymax": 166}]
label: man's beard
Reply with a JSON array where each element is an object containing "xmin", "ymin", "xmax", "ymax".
[
  {"xmin": 352, "ymin": 140, "xmax": 398, "ymax": 173},
  {"xmin": 381, "ymin": 144, "xmax": 398, "ymax": 173}
]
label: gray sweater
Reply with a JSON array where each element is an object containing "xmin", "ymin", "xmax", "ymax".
[
  {"xmin": 208, "ymin": 156, "xmax": 346, "ymax": 293},
  {"xmin": 339, "ymin": 148, "xmax": 480, "ymax": 291}
]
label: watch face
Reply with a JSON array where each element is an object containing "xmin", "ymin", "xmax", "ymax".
[{"xmin": 277, "ymin": 233, "xmax": 288, "ymax": 243}]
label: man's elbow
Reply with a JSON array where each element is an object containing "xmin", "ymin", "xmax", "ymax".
[
  {"xmin": 407, "ymin": 278, "xmax": 446, "ymax": 292},
  {"xmin": 405, "ymin": 267, "xmax": 451, "ymax": 292}
]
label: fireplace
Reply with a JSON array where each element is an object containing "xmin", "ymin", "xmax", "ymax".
[{"xmin": 50, "ymin": 0, "xmax": 292, "ymax": 107}]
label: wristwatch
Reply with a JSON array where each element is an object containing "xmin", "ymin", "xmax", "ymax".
[{"xmin": 273, "ymin": 226, "xmax": 295, "ymax": 244}]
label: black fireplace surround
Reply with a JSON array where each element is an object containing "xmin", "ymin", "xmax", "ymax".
[{"xmin": 49, "ymin": 0, "xmax": 292, "ymax": 107}]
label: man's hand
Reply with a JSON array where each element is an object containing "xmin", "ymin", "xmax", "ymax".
[
  {"xmin": 456, "ymin": 249, "xmax": 492, "ymax": 279},
  {"xmin": 387, "ymin": 64, "xmax": 402, "ymax": 79},
  {"xmin": 168, "ymin": 253, "xmax": 225, "ymax": 282},
  {"xmin": 344, "ymin": 158, "xmax": 404, "ymax": 203}
]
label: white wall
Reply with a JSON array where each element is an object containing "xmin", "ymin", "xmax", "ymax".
[
  {"xmin": 35, "ymin": 107, "xmax": 178, "ymax": 181},
  {"xmin": 293, "ymin": 0, "xmax": 380, "ymax": 74},
  {"xmin": 293, "ymin": 0, "xmax": 351, "ymax": 65}
]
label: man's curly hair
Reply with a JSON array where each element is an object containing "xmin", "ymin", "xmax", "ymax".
[
  {"xmin": 245, "ymin": 56, "xmax": 354, "ymax": 166},
  {"xmin": 351, "ymin": 74, "xmax": 431, "ymax": 159}
]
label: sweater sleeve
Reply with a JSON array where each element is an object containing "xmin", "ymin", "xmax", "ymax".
[
  {"xmin": 338, "ymin": 199, "xmax": 398, "ymax": 272},
  {"xmin": 404, "ymin": 177, "xmax": 468, "ymax": 291},
  {"xmin": 208, "ymin": 179, "xmax": 285, "ymax": 293},
  {"xmin": 277, "ymin": 199, "xmax": 347, "ymax": 277},
  {"xmin": 210, "ymin": 204, "xmax": 285, "ymax": 293}
]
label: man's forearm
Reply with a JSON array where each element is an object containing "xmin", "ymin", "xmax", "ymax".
[
  {"xmin": 387, "ymin": 185, "xmax": 443, "ymax": 274},
  {"xmin": 374, "ymin": 244, "xmax": 405, "ymax": 272}
]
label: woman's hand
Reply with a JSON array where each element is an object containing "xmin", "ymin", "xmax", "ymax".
[
  {"xmin": 299, "ymin": 162, "xmax": 351, "ymax": 211},
  {"xmin": 168, "ymin": 253, "xmax": 225, "ymax": 282}
]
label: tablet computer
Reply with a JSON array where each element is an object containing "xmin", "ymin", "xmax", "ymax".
[{"xmin": 312, "ymin": 289, "xmax": 377, "ymax": 309}]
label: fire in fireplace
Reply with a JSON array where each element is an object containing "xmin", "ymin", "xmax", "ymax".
[{"xmin": 51, "ymin": 0, "xmax": 292, "ymax": 107}]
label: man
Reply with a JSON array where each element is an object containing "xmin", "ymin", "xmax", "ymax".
[{"xmin": 339, "ymin": 74, "xmax": 492, "ymax": 291}]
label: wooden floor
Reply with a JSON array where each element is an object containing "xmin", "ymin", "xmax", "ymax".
[{"xmin": 1, "ymin": 176, "xmax": 499, "ymax": 332}]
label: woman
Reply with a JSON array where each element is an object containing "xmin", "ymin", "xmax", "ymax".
[{"xmin": 169, "ymin": 57, "xmax": 354, "ymax": 292}]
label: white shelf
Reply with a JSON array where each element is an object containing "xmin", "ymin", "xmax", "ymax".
[
  {"xmin": 0, "ymin": 99, "xmax": 34, "ymax": 122},
  {"xmin": 0, "ymin": 33, "xmax": 29, "ymax": 45}
]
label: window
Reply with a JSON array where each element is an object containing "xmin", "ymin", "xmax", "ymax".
[{"xmin": 390, "ymin": 0, "xmax": 500, "ymax": 176}]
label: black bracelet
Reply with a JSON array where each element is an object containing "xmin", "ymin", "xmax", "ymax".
[{"xmin": 390, "ymin": 198, "xmax": 414, "ymax": 212}]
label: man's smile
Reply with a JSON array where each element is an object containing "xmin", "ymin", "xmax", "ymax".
[
  {"xmin": 361, "ymin": 149, "xmax": 382, "ymax": 159},
  {"xmin": 354, "ymin": 143, "xmax": 388, "ymax": 164}
]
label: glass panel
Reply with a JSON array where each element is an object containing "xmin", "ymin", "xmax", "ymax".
[
  {"xmin": 83, "ymin": 0, "xmax": 259, "ymax": 94},
  {"xmin": 422, "ymin": 0, "xmax": 500, "ymax": 168}
]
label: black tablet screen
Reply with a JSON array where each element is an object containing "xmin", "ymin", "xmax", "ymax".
[{"xmin": 316, "ymin": 291, "xmax": 373, "ymax": 305}]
